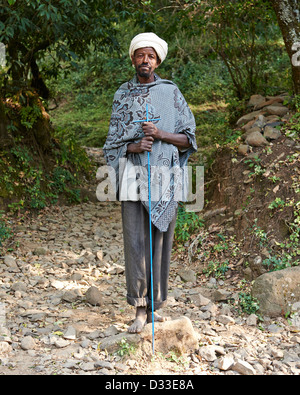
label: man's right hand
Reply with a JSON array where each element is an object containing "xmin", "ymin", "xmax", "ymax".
[{"xmin": 127, "ymin": 136, "xmax": 154, "ymax": 153}]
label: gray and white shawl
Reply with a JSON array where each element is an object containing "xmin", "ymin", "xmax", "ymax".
[{"xmin": 103, "ymin": 74, "xmax": 197, "ymax": 232}]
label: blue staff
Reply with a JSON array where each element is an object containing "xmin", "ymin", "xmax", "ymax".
[{"xmin": 133, "ymin": 103, "xmax": 160, "ymax": 355}]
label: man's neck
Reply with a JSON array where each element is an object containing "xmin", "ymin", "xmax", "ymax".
[{"xmin": 136, "ymin": 73, "xmax": 155, "ymax": 84}]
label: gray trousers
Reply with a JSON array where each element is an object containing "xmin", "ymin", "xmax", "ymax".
[{"xmin": 121, "ymin": 201, "xmax": 177, "ymax": 310}]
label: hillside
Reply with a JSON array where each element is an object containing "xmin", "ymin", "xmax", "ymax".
[{"xmin": 180, "ymin": 94, "xmax": 300, "ymax": 283}]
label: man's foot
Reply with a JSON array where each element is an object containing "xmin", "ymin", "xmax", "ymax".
[
  {"xmin": 147, "ymin": 309, "xmax": 170, "ymax": 324},
  {"xmin": 128, "ymin": 307, "xmax": 147, "ymax": 333}
]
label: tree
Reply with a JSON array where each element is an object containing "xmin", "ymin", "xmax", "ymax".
[
  {"xmin": 270, "ymin": 0, "xmax": 300, "ymax": 94},
  {"xmin": 0, "ymin": 0, "xmax": 128, "ymax": 97}
]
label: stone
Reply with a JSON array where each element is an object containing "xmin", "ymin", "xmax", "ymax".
[
  {"xmin": 236, "ymin": 110, "xmax": 262, "ymax": 127},
  {"xmin": 252, "ymin": 266, "xmax": 300, "ymax": 317},
  {"xmin": 103, "ymin": 325, "xmax": 120, "ymax": 337},
  {"xmin": 213, "ymin": 289, "xmax": 232, "ymax": 302},
  {"xmin": 33, "ymin": 247, "xmax": 48, "ymax": 256},
  {"xmin": 199, "ymin": 346, "xmax": 217, "ymax": 362},
  {"xmin": 255, "ymin": 96, "xmax": 284, "ymax": 110},
  {"xmin": 245, "ymin": 131, "xmax": 268, "ymax": 147},
  {"xmin": 63, "ymin": 326, "xmax": 77, "ymax": 340},
  {"xmin": 21, "ymin": 336, "xmax": 36, "ymax": 351},
  {"xmin": 232, "ymin": 359, "xmax": 256, "ymax": 375},
  {"xmin": 70, "ymin": 272, "xmax": 82, "ymax": 281},
  {"xmin": 85, "ymin": 286, "xmax": 103, "ymax": 306},
  {"xmin": 290, "ymin": 315, "xmax": 300, "ymax": 332},
  {"xmin": 11, "ymin": 282, "xmax": 27, "ymax": 293},
  {"xmin": 0, "ymin": 342, "xmax": 12, "ymax": 355},
  {"xmin": 99, "ymin": 332, "xmax": 140, "ymax": 353},
  {"xmin": 62, "ymin": 289, "xmax": 82, "ymax": 303},
  {"xmin": 81, "ymin": 362, "xmax": 95, "ymax": 372},
  {"xmin": 246, "ymin": 314, "xmax": 258, "ymax": 326},
  {"xmin": 264, "ymin": 126, "xmax": 282, "ymax": 140},
  {"xmin": 178, "ymin": 268, "xmax": 197, "ymax": 283},
  {"xmin": 216, "ymin": 315, "xmax": 235, "ymax": 325},
  {"xmin": 188, "ymin": 293, "xmax": 211, "ymax": 307},
  {"xmin": 265, "ymin": 105, "xmax": 289, "ymax": 117},
  {"xmin": 53, "ymin": 337, "xmax": 70, "ymax": 349},
  {"xmin": 238, "ymin": 144, "xmax": 249, "ymax": 156},
  {"xmin": 94, "ymin": 360, "xmax": 114, "ymax": 370},
  {"xmin": 253, "ymin": 114, "xmax": 266, "ymax": 128},
  {"xmin": 248, "ymin": 94, "xmax": 266, "ymax": 108},
  {"xmin": 291, "ymin": 302, "xmax": 300, "ymax": 313},
  {"xmin": 2, "ymin": 256, "xmax": 19, "ymax": 272},
  {"xmin": 217, "ymin": 356, "xmax": 235, "ymax": 371},
  {"xmin": 141, "ymin": 316, "xmax": 199, "ymax": 355}
]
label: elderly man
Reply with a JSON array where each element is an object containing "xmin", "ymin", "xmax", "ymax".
[{"xmin": 103, "ymin": 33, "xmax": 197, "ymax": 333}]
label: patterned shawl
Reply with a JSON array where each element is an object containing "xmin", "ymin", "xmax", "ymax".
[{"xmin": 103, "ymin": 74, "xmax": 197, "ymax": 232}]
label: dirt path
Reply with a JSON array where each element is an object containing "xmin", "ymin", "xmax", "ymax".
[{"xmin": 0, "ymin": 149, "xmax": 299, "ymax": 376}]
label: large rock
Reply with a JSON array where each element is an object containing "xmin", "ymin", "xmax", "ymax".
[
  {"xmin": 236, "ymin": 110, "xmax": 262, "ymax": 127},
  {"xmin": 99, "ymin": 316, "xmax": 199, "ymax": 356},
  {"xmin": 252, "ymin": 267, "xmax": 300, "ymax": 317},
  {"xmin": 248, "ymin": 94, "xmax": 266, "ymax": 108},
  {"xmin": 84, "ymin": 286, "xmax": 103, "ymax": 306},
  {"xmin": 141, "ymin": 316, "xmax": 199, "ymax": 355},
  {"xmin": 245, "ymin": 131, "xmax": 268, "ymax": 147},
  {"xmin": 265, "ymin": 105, "xmax": 289, "ymax": 117},
  {"xmin": 99, "ymin": 332, "xmax": 140, "ymax": 353},
  {"xmin": 264, "ymin": 125, "xmax": 282, "ymax": 140}
]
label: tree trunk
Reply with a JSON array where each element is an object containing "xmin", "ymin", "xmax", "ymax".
[{"xmin": 271, "ymin": 0, "xmax": 300, "ymax": 94}]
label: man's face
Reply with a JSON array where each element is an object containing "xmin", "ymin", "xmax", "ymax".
[{"xmin": 131, "ymin": 47, "xmax": 161, "ymax": 82}]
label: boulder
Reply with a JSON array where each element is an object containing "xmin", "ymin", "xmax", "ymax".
[
  {"xmin": 248, "ymin": 94, "xmax": 266, "ymax": 108},
  {"xmin": 99, "ymin": 332, "xmax": 140, "ymax": 353},
  {"xmin": 98, "ymin": 316, "xmax": 199, "ymax": 356},
  {"xmin": 252, "ymin": 266, "xmax": 300, "ymax": 317},
  {"xmin": 245, "ymin": 131, "xmax": 268, "ymax": 147},
  {"xmin": 237, "ymin": 144, "xmax": 249, "ymax": 156},
  {"xmin": 141, "ymin": 316, "xmax": 199, "ymax": 355},
  {"xmin": 85, "ymin": 286, "xmax": 103, "ymax": 306},
  {"xmin": 263, "ymin": 126, "xmax": 282, "ymax": 140},
  {"xmin": 265, "ymin": 105, "xmax": 289, "ymax": 117},
  {"xmin": 255, "ymin": 96, "xmax": 284, "ymax": 110},
  {"xmin": 236, "ymin": 110, "xmax": 262, "ymax": 127}
]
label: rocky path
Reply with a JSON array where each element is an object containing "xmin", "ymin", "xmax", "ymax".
[{"xmin": 0, "ymin": 148, "xmax": 300, "ymax": 376}]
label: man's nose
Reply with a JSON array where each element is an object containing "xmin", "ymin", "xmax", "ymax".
[{"xmin": 142, "ymin": 55, "xmax": 150, "ymax": 63}]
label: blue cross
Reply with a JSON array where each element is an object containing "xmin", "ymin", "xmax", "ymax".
[{"xmin": 132, "ymin": 103, "xmax": 160, "ymax": 125}]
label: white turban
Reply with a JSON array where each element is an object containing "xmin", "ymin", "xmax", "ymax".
[{"xmin": 129, "ymin": 32, "xmax": 168, "ymax": 64}]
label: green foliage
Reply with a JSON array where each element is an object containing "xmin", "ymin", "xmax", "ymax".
[
  {"xmin": 203, "ymin": 260, "xmax": 229, "ymax": 279},
  {"xmin": 245, "ymin": 155, "xmax": 266, "ymax": 177},
  {"xmin": 250, "ymin": 219, "xmax": 268, "ymax": 247},
  {"xmin": 19, "ymin": 104, "xmax": 42, "ymax": 129},
  {"xmin": 115, "ymin": 338, "xmax": 137, "ymax": 357},
  {"xmin": 262, "ymin": 255, "xmax": 294, "ymax": 272},
  {"xmin": 250, "ymin": 198, "xmax": 300, "ymax": 272},
  {"xmin": 141, "ymin": 0, "xmax": 287, "ymax": 98},
  {"xmin": 0, "ymin": 0, "xmax": 137, "ymax": 92},
  {"xmin": 0, "ymin": 138, "xmax": 90, "ymax": 212},
  {"xmin": 0, "ymin": 211, "xmax": 11, "ymax": 248},
  {"xmin": 174, "ymin": 204, "xmax": 204, "ymax": 245},
  {"xmin": 238, "ymin": 292, "xmax": 260, "ymax": 315},
  {"xmin": 268, "ymin": 197, "xmax": 286, "ymax": 211}
]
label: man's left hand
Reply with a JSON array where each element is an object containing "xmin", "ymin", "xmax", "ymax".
[{"xmin": 142, "ymin": 122, "xmax": 162, "ymax": 140}]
